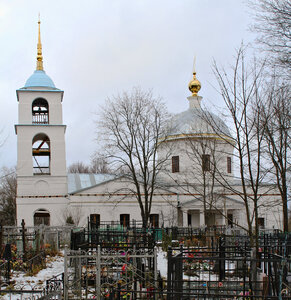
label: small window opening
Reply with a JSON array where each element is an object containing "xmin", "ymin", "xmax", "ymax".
[
  {"xmin": 258, "ymin": 217, "xmax": 265, "ymax": 228},
  {"xmin": 32, "ymin": 98, "xmax": 49, "ymax": 124},
  {"xmin": 90, "ymin": 214, "xmax": 100, "ymax": 228},
  {"xmin": 150, "ymin": 214, "xmax": 159, "ymax": 228},
  {"xmin": 202, "ymin": 154, "xmax": 210, "ymax": 172},
  {"xmin": 32, "ymin": 134, "xmax": 50, "ymax": 175},
  {"xmin": 227, "ymin": 157, "xmax": 232, "ymax": 174},
  {"xmin": 120, "ymin": 214, "xmax": 130, "ymax": 227},
  {"xmin": 172, "ymin": 156, "xmax": 180, "ymax": 173}
]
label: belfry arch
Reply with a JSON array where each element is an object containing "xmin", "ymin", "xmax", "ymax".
[
  {"xmin": 32, "ymin": 133, "xmax": 50, "ymax": 175},
  {"xmin": 32, "ymin": 98, "xmax": 49, "ymax": 124}
]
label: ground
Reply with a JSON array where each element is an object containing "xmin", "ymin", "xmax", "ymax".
[{"xmin": 1, "ymin": 249, "xmax": 168, "ymax": 300}]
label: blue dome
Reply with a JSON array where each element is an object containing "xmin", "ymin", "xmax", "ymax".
[{"xmin": 24, "ymin": 70, "xmax": 56, "ymax": 88}]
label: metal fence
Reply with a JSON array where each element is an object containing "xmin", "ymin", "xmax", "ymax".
[
  {"xmin": 1, "ymin": 224, "xmax": 74, "ymax": 252},
  {"xmin": 68, "ymin": 230, "xmax": 291, "ymax": 299},
  {"xmin": 71, "ymin": 227, "xmax": 156, "ymax": 251},
  {"xmin": 0, "ymin": 273, "xmax": 63, "ymax": 300},
  {"xmin": 63, "ymin": 246, "xmax": 157, "ymax": 300}
]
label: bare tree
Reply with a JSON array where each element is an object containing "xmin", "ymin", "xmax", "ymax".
[
  {"xmin": 211, "ymin": 46, "xmax": 274, "ymax": 250},
  {"xmin": 260, "ymin": 81, "xmax": 290, "ymax": 232},
  {"xmin": 68, "ymin": 155, "xmax": 112, "ymax": 174},
  {"xmin": 98, "ymin": 87, "xmax": 171, "ymax": 228},
  {"xmin": 249, "ymin": 0, "xmax": 291, "ymax": 72},
  {"xmin": 62, "ymin": 205, "xmax": 83, "ymax": 226},
  {"xmin": 0, "ymin": 167, "xmax": 17, "ymax": 225},
  {"xmin": 68, "ymin": 161, "xmax": 91, "ymax": 173},
  {"xmin": 90, "ymin": 152, "xmax": 112, "ymax": 174},
  {"xmin": 209, "ymin": 47, "xmax": 284, "ymax": 294}
]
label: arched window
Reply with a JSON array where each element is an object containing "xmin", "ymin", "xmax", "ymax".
[
  {"xmin": 34, "ymin": 209, "xmax": 50, "ymax": 226},
  {"xmin": 32, "ymin": 98, "xmax": 49, "ymax": 124},
  {"xmin": 32, "ymin": 133, "xmax": 50, "ymax": 175}
]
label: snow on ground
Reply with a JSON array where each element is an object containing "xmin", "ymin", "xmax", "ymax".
[
  {"xmin": 1, "ymin": 248, "xmax": 221, "ymax": 299},
  {"xmin": 1, "ymin": 253, "xmax": 64, "ymax": 300},
  {"xmin": 157, "ymin": 249, "xmax": 167, "ymax": 278}
]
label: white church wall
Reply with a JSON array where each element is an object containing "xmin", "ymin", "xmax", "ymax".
[
  {"xmin": 67, "ymin": 176, "xmax": 179, "ymax": 227},
  {"xmin": 17, "ymin": 175, "xmax": 68, "ymax": 196},
  {"xmin": 16, "ymin": 196, "xmax": 68, "ymax": 226},
  {"xmin": 158, "ymin": 137, "xmax": 234, "ymax": 184},
  {"xmin": 68, "ymin": 197, "xmax": 178, "ymax": 227}
]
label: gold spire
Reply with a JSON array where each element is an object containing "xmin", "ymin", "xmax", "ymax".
[{"xmin": 36, "ymin": 15, "xmax": 43, "ymax": 71}]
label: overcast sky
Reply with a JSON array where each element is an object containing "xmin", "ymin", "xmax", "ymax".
[{"xmin": 0, "ymin": 0, "xmax": 256, "ymax": 168}]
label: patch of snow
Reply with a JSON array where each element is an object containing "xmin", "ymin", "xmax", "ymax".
[
  {"xmin": 1, "ymin": 254, "xmax": 64, "ymax": 300},
  {"xmin": 157, "ymin": 249, "xmax": 167, "ymax": 278}
]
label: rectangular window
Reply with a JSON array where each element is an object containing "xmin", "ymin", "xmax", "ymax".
[
  {"xmin": 187, "ymin": 212, "xmax": 192, "ymax": 226},
  {"xmin": 227, "ymin": 157, "xmax": 232, "ymax": 173},
  {"xmin": 172, "ymin": 156, "xmax": 180, "ymax": 173},
  {"xmin": 258, "ymin": 217, "xmax": 265, "ymax": 228},
  {"xmin": 227, "ymin": 213, "xmax": 233, "ymax": 227},
  {"xmin": 202, "ymin": 154, "xmax": 210, "ymax": 171},
  {"xmin": 120, "ymin": 214, "xmax": 130, "ymax": 227},
  {"xmin": 150, "ymin": 214, "xmax": 159, "ymax": 228},
  {"xmin": 90, "ymin": 214, "xmax": 100, "ymax": 228}
]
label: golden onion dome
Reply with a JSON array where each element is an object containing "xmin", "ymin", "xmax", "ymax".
[{"xmin": 188, "ymin": 72, "xmax": 201, "ymax": 96}]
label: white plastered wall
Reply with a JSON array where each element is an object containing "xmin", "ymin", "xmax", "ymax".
[
  {"xmin": 67, "ymin": 177, "xmax": 179, "ymax": 227},
  {"xmin": 16, "ymin": 197, "xmax": 69, "ymax": 226}
]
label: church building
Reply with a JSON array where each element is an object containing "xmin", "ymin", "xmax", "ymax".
[{"xmin": 15, "ymin": 21, "xmax": 283, "ymax": 230}]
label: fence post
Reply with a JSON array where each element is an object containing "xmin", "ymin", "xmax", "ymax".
[
  {"xmin": 154, "ymin": 246, "xmax": 158, "ymax": 300},
  {"xmin": 78, "ymin": 248, "xmax": 82, "ymax": 299},
  {"xmin": 0, "ymin": 221, "xmax": 2, "ymax": 252},
  {"xmin": 56, "ymin": 230, "xmax": 59, "ymax": 252},
  {"xmin": 172, "ymin": 227, "xmax": 177, "ymax": 240},
  {"xmin": 96, "ymin": 245, "xmax": 101, "ymax": 300},
  {"xmin": 219, "ymin": 236, "xmax": 225, "ymax": 281},
  {"xmin": 63, "ymin": 246, "xmax": 68, "ymax": 300},
  {"xmin": 167, "ymin": 246, "xmax": 172, "ymax": 300},
  {"xmin": 21, "ymin": 219, "xmax": 26, "ymax": 261}
]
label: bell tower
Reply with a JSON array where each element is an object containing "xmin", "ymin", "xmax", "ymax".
[{"xmin": 16, "ymin": 19, "xmax": 68, "ymax": 226}]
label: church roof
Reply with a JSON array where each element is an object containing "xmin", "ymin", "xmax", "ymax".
[
  {"xmin": 161, "ymin": 69, "xmax": 233, "ymax": 142},
  {"xmin": 24, "ymin": 70, "xmax": 56, "ymax": 89},
  {"xmin": 168, "ymin": 106, "xmax": 231, "ymax": 138},
  {"xmin": 68, "ymin": 173, "xmax": 116, "ymax": 194}
]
